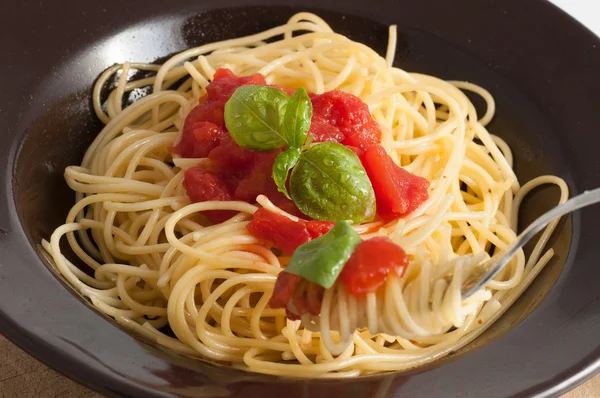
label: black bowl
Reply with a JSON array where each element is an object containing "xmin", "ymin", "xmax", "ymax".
[{"xmin": 1, "ymin": 1, "xmax": 600, "ymax": 397}]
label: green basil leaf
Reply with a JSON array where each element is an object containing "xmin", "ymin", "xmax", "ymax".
[
  {"xmin": 285, "ymin": 221, "xmax": 361, "ymax": 288},
  {"xmin": 224, "ymin": 86, "xmax": 289, "ymax": 152},
  {"xmin": 290, "ymin": 142, "xmax": 376, "ymax": 223},
  {"xmin": 273, "ymin": 148, "xmax": 302, "ymax": 199},
  {"xmin": 283, "ymin": 88, "xmax": 312, "ymax": 148}
]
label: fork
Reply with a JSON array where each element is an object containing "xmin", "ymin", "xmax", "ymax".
[{"xmin": 461, "ymin": 187, "xmax": 600, "ymax": 298}]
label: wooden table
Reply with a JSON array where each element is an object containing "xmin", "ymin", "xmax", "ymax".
[{"xmin": 0, "ymin": 334, "xmax": 597, "ymax": 398}]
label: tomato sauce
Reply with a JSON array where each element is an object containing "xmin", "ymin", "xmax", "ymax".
[
  {"xmin": 170, "ymin": 68, "xmax": 390, "ymax": 223},
  {"xmin": 171, "ymin": 67, "xmax": 428, "ymax": 229},
  {"xmin": 339, "ymin": 237, "xmax": 408, "ymax": 295}
]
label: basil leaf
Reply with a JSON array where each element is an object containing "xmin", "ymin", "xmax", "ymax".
[
  {"xmin": 224, "ymin": 86, "xmax": 289, "ymax": 152},
  {"xmin": 283, "ymin": 88, "xmax": 312, "ymax": 148},
  {"xmin": 290, "ymin": 142, "xmax": 376, "ymax": 223},
  {"xmin": 285, "ymin": 221, "xmax": 361, "ymax": 288},
  {"xmin": 273, "ymin": 148, "xmax": 302, "ymax": 199}
]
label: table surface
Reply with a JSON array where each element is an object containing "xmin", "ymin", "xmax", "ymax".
[{"xmin": 3, "ymin": 1, "xmax": 600, "ymax": 397}]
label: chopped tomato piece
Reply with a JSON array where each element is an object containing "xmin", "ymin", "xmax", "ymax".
[
  {"xmin": 183, "ymin": 167, "xmax": 236, "ymax": 223},
  {"xmin": 206, "ymin": 68, "xmax": 267, "ymax": 104},
  {"xmin": 269, "ymin": 272, "xmax": 302, "ymax": 312},
  {"xmin": 170, "ymin": 68, "xmax": 267, "ymax": 157},
  {"xmin": 311, "ymin": 90, "xmax": 381, "ymax": 151},
  {"xmin": 170, "ymin": 121, "xmax": 227, "ymax": 158},
  {"xmin": 234, "ymin": 151, "xmax": 281, "ymax": 203},
  {"xmin": 343, "ymin": 130, "xmax": 380, "ymax": 154},
  {"xmin": 189, "ymin": 98, "xmax": 226, "ymax": 127},
  {"xmin": 268, "ymin": 272, "xmax": 324, "ymax": 320},
  {"xmin": 339, "ymin": 237, "xmax": 409, "ymax": 295},
  {"xmin": 303, "ymin": 281, "xmax": 325, "ymax": 316},
  {"xmin": 208, "ymin": 135, "xmax": 256, "ymax": 175},
  {"xmin": 183, "ymin": 167, "xmax": 232, "ymax": 202},
  {"xmin": 345, "ymin": 145, "xmax": 363, "ymax": 157},
  {"xmin": 308, "ymin": 117, "xmax": 346, "ymax": 143},
  {"xmin": 246, "ymin": 208, "xmax": 333, "ymax": 254},
  {"xmin": 291, "ymin": 278, "xmax": 324, "ymax": 318},
  {"xmin": 247, "ymin": 209, "xmax": 312, "ymax": 255},
  {"xmin": 362, "ymin": 144, "xmax": 429, "ymax": 217},
  {"xmin": 306, "ymin": 220, "xmax": 335, "ymax": 239}
]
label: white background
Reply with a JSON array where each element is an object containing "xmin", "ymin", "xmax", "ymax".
[{"xmin": 550, "ymin": 0, "xmax": 600, "ymax": 37}]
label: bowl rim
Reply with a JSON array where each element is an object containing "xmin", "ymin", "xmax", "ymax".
[{"xmin": 1, "ymin": 0, "xmax": 600, "ymax": 397}]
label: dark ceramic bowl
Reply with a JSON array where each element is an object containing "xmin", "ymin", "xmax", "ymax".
[{"xmin": 1, "ymin": 1, "xmax": 600, "ymax": 397}]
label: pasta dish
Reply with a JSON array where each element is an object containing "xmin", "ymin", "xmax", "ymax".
[{"xmin": 44, "ymin": 12, "xmax": 568, "ymax": 377}]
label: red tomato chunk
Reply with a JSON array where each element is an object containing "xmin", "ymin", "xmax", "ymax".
[
  {"xmin": 183, "ymin": 167, "xmax": 232, "ymax": 203},
  {"xmin": 268, "ymin": 272, "xmax": 324, "ymax": 321},
  {"xmin": 247, "ymin": 208, "xmax": 334, "ymax": 255},
  {"xmin": 310, "ymin": 90, "xmax": 382, "ymax": 152},
  {"xmin": 268, "ymin": 272, "xmax": 301, "ymax": 311},
  {"xmin": 362, "ymin": 144, "xmax": 430, "ymax": 218},
  {"xmin": 182, "ymin": 167, "xmax": 235, "ymax": 223},
  {"xmin": 339, "ymin": 237, "xmax": 409, "ymax": 295},
  {"xmin": 170, "ymin": 68, "xmax": 267, "ymax": 158}
]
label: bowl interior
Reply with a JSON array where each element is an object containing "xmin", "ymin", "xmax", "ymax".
[{"xmin": 8, "ymin": 4, "xmax": 580, "ymax": 397}]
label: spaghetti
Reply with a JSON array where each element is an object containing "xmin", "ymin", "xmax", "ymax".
[{"xmin": 44, "ymin": 12, "xmax": 568, "ymax": 377}]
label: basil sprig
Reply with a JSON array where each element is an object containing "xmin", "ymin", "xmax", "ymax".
[
  {"xmin": 224, "ymin": 85, "xmax": 376, "ymax": 222},
  {"xmin": 273, "ymin": 88, "xmax": 312, "ymax": 198},
  {"xmin": 285, "ymin": 221, "xmax": 361, "ymax": 288}
]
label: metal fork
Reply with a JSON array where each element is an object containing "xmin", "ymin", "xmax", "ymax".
[{"xmin": 461, "ymin": 187, "xmax": 600, "ymax": 299}]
